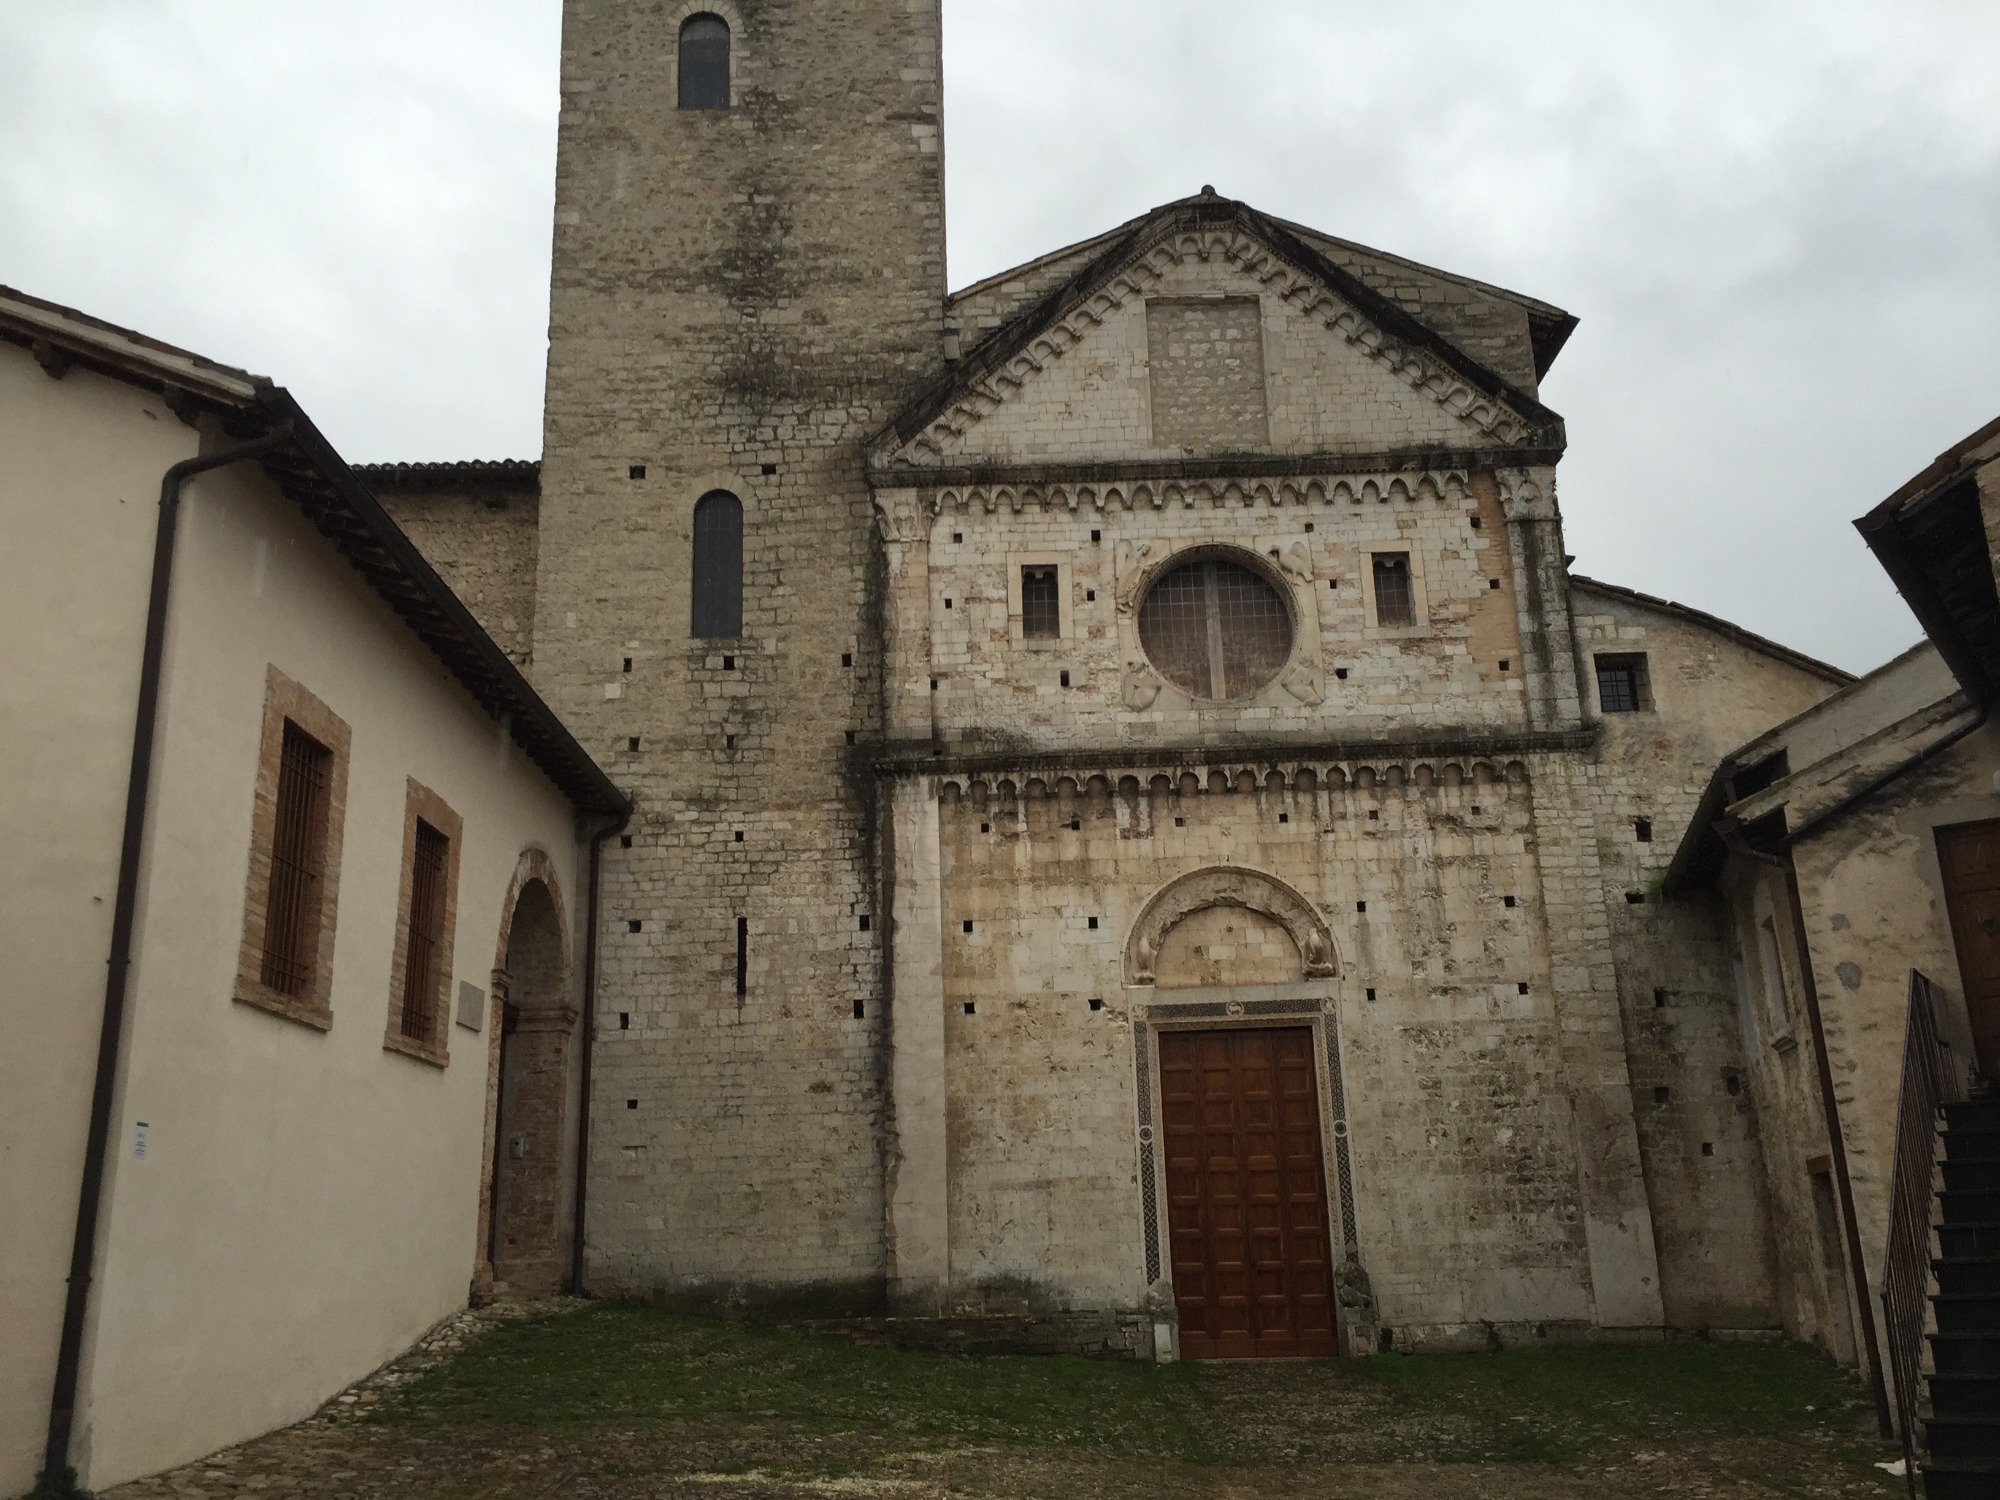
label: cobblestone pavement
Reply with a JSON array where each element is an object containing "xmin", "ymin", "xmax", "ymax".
[{"xmin": 104, "ymin": 1302, "xmax": 1903, "ymax": 1500}]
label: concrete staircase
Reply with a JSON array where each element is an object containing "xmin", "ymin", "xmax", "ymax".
[{"xmin": 1923, "ymin": 1093, "xmax": 2000, "ymax": 1498}]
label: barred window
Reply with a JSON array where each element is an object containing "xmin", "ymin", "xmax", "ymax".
[
  {"xmin": 1371, "ymin": 553, "xmax": 1415, "ymax": 628},
  {"xmin": 1020, "ymin": 566, "xmax": 1061, "ymax": 640},
  {"xmin": 236, "ymin": 667, "xmax": 350, "ymax": 1031},
  {"xmin": 261, "ymin": 721, "xmax": 333, "ymax": 997},
  {"xmin": 678, "ymin": 15, "xmax": 730, "ymax": 109},
  {"xmin": 1596, "ymin": 652, "xmax": 1652, "ymax": 714},
  {"xmin": 385, "ymin": 780, "xmax": 461, "ymax": 1065},
  {"xmin": 691, "ymin": 491, "xmax": 743, "ymax": 638},
  {"xmin": 1137, "ymin": 555, "xmax": 1293, "ymax": 701},
  {"xmin": 398, "ymin": 821, "xmax": 450, "ymax": 1044}
]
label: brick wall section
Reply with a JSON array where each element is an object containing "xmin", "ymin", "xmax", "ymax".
[
  {"xmin": 233, "ymin": 666, "xmax": 351, "ymax": 1032},
  {"xmin": 535, "ymin": 0, "xmax": 946, "ymax": 1302},
  {"xmin": 366, "ymin": 466, "xmax": 540, "ymax": 667}
]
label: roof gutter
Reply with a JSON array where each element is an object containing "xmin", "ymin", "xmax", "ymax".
[{"xmin": 41, "ymin": 422, "xmax": 294, "ymax": 1492}]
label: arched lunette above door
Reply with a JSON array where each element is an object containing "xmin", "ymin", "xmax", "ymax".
[{"xmin": 1125, "ymin": 865, "xmax": 1339, "ymax": 986}]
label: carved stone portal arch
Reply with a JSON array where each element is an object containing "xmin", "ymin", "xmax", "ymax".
[{"xmin": 1125, "ymin": 865, "xmax": 1338, "ymax": 986}]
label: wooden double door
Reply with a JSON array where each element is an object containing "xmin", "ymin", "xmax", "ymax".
[
  {"xmin": 1940, "ymin": 819, "xmax": 2000, "ymax": 1081},
  {"xmin": 1158, "ymin": 1027, "xmax": 1339, "ymax": 1358}
]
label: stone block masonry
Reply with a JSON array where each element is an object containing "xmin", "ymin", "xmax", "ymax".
[{"xmin": 533, "ymin": 0, "xmax": 947, "ymax": 1304}]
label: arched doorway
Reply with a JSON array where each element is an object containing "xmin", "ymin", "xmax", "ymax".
[
  {"xmin": 1126, "ymin": 866, "xmax": 1348, "ymax": 1359},
  {"xmin": 484, "ymin": 861, "xmax": 576, "ymax": 1297}
]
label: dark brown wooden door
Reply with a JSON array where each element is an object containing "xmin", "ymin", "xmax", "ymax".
[
  {"xmin": 1939, "ymin": 819, "xmax": 2000, "ymax": 1080},
  {"xmin": 1159, "ymin": 1027, "xmax": 1338, "ymax": 1358}
]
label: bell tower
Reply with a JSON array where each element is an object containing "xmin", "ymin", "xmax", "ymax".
[{"xmin": 534, "ymin": 1, "xmax": 948, "ymax": 1300}]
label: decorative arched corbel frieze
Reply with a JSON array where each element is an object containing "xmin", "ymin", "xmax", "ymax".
[{"xmin": 1126, "ymin": 866, "xmax": 1339, "ymax": 986}]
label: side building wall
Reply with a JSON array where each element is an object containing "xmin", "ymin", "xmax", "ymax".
[
  {"xmin": 1573, "ymin": 585, "xmax": 1848, "ymax": 1331},
  {"xmin": 1718, "ymin": 650, "xmax": 2000, "ymax": 1367},
  {"xmin": 73, "ymin": 451, "xmax": 585, "ymax": 1493},
  {"xmin": 0, "ymin": 349, "xmax": 196, "ymax": 1498},
  {"xmin": 0, "ymin": 337, "xmax": 586, "ymax": 1493}
]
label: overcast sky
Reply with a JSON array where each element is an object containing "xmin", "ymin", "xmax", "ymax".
[{"xmin": 4, "ymin": 2, "xmax": 1996, "ymax": 674}]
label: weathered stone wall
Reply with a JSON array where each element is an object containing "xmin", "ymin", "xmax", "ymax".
[
  {"xmin": 949, "ymin": 213, "xmax": 1547, "ymax": 399},
  {"xmin": 924, "ymin": 252, "xmax": 1517, "ymax": 467},
  {"xmin": 535, "ymin": 0, "xmax": 947, "ymax": 1303},
  {"xmin": 1717, "ymin": 649, "xmax": 2000, "ymax": 1363},
  {"xmin": 930, "ymin": 759, "xmax": 1597, "ymax": 1344},
  {"xmin": 365, "ymin": 464, "xmax": 541, "ymax": 667},
  {"xmin": 890, "ymin": 468, "xmax": 1536, "ymax": 753},
  {"xmin": 1575, "ymin": 584, "xmax": 1849, "ymax": 1330}
]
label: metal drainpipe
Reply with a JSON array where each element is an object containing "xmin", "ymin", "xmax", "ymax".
[
  {"xmin": 41, "ymin": 422, "xmax": 293, "ymax": 1490},
  {"xmin": 1717, "ymin": 821, "xmax": 1892, "ymax": 1435},
  {"xmin": 568, "ymin": 809, "xmax": 630, "ymax": 1296}
]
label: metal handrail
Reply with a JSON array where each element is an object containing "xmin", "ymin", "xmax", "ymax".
[{"xmin": 1879, "ymin": 969, "xmax": 1969, "ymax": 1491}]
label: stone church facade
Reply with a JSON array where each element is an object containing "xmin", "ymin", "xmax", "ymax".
[{"xmin": 370, "ymin": 0, "xmax": 1862, "ymax": 1360}]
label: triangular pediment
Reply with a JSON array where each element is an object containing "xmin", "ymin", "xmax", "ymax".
[{"xmin": 872, "ymin": 197, "xmax": 1565, "ymax": 473}]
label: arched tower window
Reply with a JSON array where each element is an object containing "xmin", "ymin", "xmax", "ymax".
[
  {"xmin": 691, "ymin": 491, "xmax": 743, "ymax": 638},
  {"xmin": 678, "ymin": 15, "xmax": 731, "ymax": 110}
]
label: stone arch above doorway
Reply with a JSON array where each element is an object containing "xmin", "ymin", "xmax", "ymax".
[
  {"xmin": 1124, "ymin": 865, "xmax": 1338, "ymax": 987},
  {"xmin": 478, "ymin": 848, "xmax": 576, "ymax": 1298}
]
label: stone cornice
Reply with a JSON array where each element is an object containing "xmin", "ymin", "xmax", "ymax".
[
  {"xmin": 868, "ymin": 446, "xmax": 1562, "ymax": 495},
  {"xmin": 870, "ymin": 464, "xmax": 1563, "ymax": 531},
  {"xmin": 871, "ymin": 726, "xmax": 1597, "ymax": 788}
]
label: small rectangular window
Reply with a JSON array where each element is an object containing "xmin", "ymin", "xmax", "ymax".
[
  {"xmin": 1020, "ymin": 566, "xmax": 1061, "ymax": 639},
  {"xmin": 1372, "ymin": 553, "xmax": 1414, "ymax": 627},
  {"xmin": 398, "ymin": 821, "xmax": 450, "ymax": 1044},
  {"xmin": 261, "ymin": 721, "xmax": 334, "ymax": 997},
  {"xmin": 1595, "ymin": 653, "xmax": 1652, "ymax": 713}
]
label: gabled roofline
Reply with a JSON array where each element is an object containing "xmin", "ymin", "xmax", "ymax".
[
  {"xmin": 1568, "ymin": 575, "xmax": 1855, "ymax": 686},
  {"xmin": 1265, "ymin": 215, "xmax": 1578, "ymax": 380},
  {"xmin": 881, "ymin": 192, "xmax": 1567, "ymax": 468},
  {"xmin": 0, "ymin": 287, "xmax": 627, "ymax": 819},
  {"xmin": 947, "ymin": 196, "xmax": 1579, "ymax": 379}
]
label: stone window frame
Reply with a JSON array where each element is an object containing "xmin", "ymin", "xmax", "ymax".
[
  {"xmin": 1360, "ymin": 546, "xmax": 1432, "ymax": 640},
  {"xmin": 668, "ymin": 1, "xmax": 742, "ymax": 110},
  {"xmin": 383, "ymin": 778, "xmax": 464, "ymax": 1068},
  {"xmin": 1127, "ymin": 988, "xmax": 1365, "ymax": 1359},
  {"xmin": 234, "ymin": 666, "xmax": 351, "ymax": 1032},
  {"xmin": 1746, "ymin": 881, "xmax": 1799, "ymax": 1050},
  {"xmin": 1594, "ymin": 651, "xmax": 1654, "ymax": 714},
  {"xmin": 1005, "ymin": 551, "xmax": 1074, "ymax": 646},
  {"xmin": 1117, "ymin": 537, "xmax": 1322, "ymax": 708}
]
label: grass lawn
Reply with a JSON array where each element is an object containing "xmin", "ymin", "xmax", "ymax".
[{"xmin": 354, "ymin": 1300, "xmax": 1902, "ymax": 1495}]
